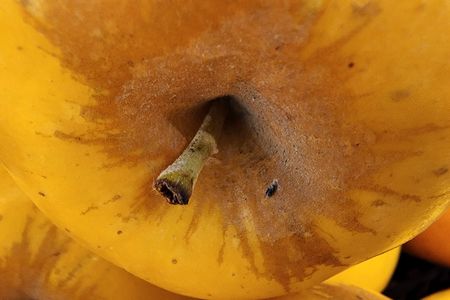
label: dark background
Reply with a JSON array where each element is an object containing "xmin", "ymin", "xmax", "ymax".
[{"xmin": 384, "ymin": 252, "xmax": 450, "ymax": 299}]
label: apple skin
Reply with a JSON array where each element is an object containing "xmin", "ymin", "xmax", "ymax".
[
  {"xmin": 0, "ymin": 161, "xmax": 388, "ymax": 300},
  {"xmin": 1, "ymin": 0, "xmax": 450, "ymax": 299},
  {"xmin": 274, "ymin": 283, "xmax": 390, "ymax": 300},
  {"xmin": 423, "ymin": 289, "xmax": 450, "ymax": 300},
  {"xmin": 0, "ymin": 167, "xmax": 191, "ymax": 300},
  {"xmin": 405, "ymin": 207, "xmax": 450, "ymax": 267},
  {"xmin": 327, "ymin": 247, "xmax": 400, "ymax": 292}
]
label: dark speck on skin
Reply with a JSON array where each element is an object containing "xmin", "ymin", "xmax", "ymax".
[
  {"xmin": 265, "ymin": 179, "xmax": 278, "ymax": 198},
  {"xmin": 117, "ymin": 230, "xmax": 123, "ymax": 235},
  {"xmin": 38, "ymin": 192, "xmax": 46, "ymax": 197},
  {"xmin": 171, "ymin": 258, "xmax": 178, "ymax": 264},
  {"xmin": 348, "ymin": 62, "xmax": 354, "ymax": 68},
  {"xmin": 433, "ymin": 167, "xmax": 448, "ymax": 176}
]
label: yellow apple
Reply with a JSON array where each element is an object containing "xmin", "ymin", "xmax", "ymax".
[
  {"xmin": 0, "ymin": 0, "xmax": 449, "ymax": 299},
  {"xmin": 423, "ymin": 289, "xmax": 450, "ymax": 300},
  {"xmin": 274, "ymin": 283, "xmax": 390, "ymax": 300},
  {"xmin": 1, "ymin": 155, "xmax": 392, "ymax": 300},
  {"xmin": 327, "ymin": 247, "xmax": 400, "ymax": 292},
  {"xmin": 0, "ymin": 166, "xmax": 190, "ymax": 300},
  {"xmin": 405, "ymin": 207, "xmax": 450, "ymax": 267}
]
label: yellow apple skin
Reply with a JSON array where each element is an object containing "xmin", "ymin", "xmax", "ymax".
[
  {"xmin": 405, "ymin": 208, "xmax": 450, "ymax": 267},
  {"xmin": 424, "ymin": 289, "xmax": 450, "ymax": 300},
  {"xmin": 0, "ymin": 167, "xmax": 191, "ymax": 299},
  {"xmin": 274, "ymin": 283, "xmax": 390, "ymax": 300},
  {"xmin": 327, "ymin": 247, "xmax": 400, "ymax": 292},
  {"xmin": 1, "ymin": 0, "xmax": 450, "ymax": 299}
]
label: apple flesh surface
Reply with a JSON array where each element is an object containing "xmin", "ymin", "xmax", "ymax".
[{"xmin": 0, "ymin": 0, "xmax": 449, "ymax": 299}]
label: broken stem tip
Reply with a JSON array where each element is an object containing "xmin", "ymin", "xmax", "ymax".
[{"xmin": 154, "ymin": 99, "xmax": 229, "ymax": 205}]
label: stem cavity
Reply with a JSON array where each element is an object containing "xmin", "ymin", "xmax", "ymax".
[{"xmin": 154, "ymin": 99, "xmax": 229, "ymax": 205}]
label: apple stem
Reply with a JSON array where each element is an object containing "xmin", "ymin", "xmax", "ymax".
[{"xmin": 154, "ymin": 99, "xmax": 229, "ymax": 205}]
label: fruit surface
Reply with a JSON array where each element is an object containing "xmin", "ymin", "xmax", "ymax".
[
  {"xmin": 275, "ymin": 282, "xmax": 390, "ymax": 300},
  {"xmin": 405, "ymin": 208, "xmax": 450, "ymax": 267},
  {"xmin": 1, "ymin": 0, "xmax": 450, "ymax": 299},
  {"xmin": 327, "ymin": 247, "xmax": 400, "ymax": 292},
  {"xmin": 424, "ymin": 289, "xmax": 450, "ymax": 300},
  {"xmin": 0, "ymin": 160, "xmax": 390, "ymax": 300},
  {"xmin": 0, "ymin": 167, "xmax": 190, "ymax": 300}
]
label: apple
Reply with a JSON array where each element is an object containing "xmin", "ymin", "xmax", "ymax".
[
  {"xmin": 327, "ymin": 247, "xmax": 400, "ymax": 292},
  {"xmin": 274, "ymin": 282, "xmax": 390, "ymax": 300},
  {"xmin": 404, "ymin": 207, "xmax": 450, "ymax": 267},
  {"xmin": 0, "ymin": 167, "xmax": 190, "ymax": 300},
  {"xmin": 0, "ymin": 0, "xmax": 449, "ymax": 299},
  {"xmin": 423, "ymin": 289, "xmax": 450, "ymax": 300},
  {"xmin": 0, "ymin": 163, "xmax": 388, "ymax": 299}
]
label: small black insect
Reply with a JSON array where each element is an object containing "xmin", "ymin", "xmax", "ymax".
[{"xmin": 265, "ymin": 179, "xmax": 278, "ymax": 198}]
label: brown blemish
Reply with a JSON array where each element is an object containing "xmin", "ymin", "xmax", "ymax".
[
  {"xmin": 429, "ymin": 190, "xmax": 450, "ymax": 200},
  {"xmin": 102, "ymin": 194, "xmax": 122, "ymax": 205},
  {"xmin": 347, "ymin": 62, "xmax": 354, "ymax": 68},
  {"xmin": 54, "ymin": 130, "xmax": 82, "ymax": 143},
  {"xmin": 371, "ymin": 199, "xmax": 386, "ymax": 207},
  {"xmin": 20, "ymin": 0, "xmax": 30, "ymax": 7},
  {"xmin": 80, "ymin": 205, "xmax": 99, "ymax": 215},
  {"xmin": 390, "ymin": 89, "xmax": 411, "ymax": 102},
  {"xmin": 35, "ymin": 131, "xmax": 52, "ymax": 138},
  {"xmin": 38, "ymin": 192, "xmax": 46, "ymax": 197},
  {"xmin": 367, "ymin": 185, "xmax": 422, "ymax": 202},
  {"xmin": 116, "ymin": 230, "xmax": 123, "ymax": 235},
  {"xmin": 352, "ymin": 1, "xmax": 381, "ymax": 17},
  {"xmin": 112, "ymin": 194, "xmax": 122, "ymax": 201},
  {"xmin": 171, "ymin": 259, "xmax": 178, "ymax": 265},
  {"xmin": 415, "ymin": 2, "xmax": 426, "ymax": 12},
  {"xmin": 302, "ymin": 283, "xmax": 384, "ymax": 300},
  {"xmin": 21, "ymin": 0, "xmax": 426, "ymax": 290},
  {"xmin": 17, "ymin": 46, "xmax": 23, "ymax": 51},
  {"xmin": 433, "ymin": 167, "xmax": 448, "ymax": 176},
  {"xmin": 217, "ymin": 240, "xmax": 226, "ymax": 265},
  {"xmin": 0, "ymin": 214, "xmax": 103, "ymax": 299}
]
